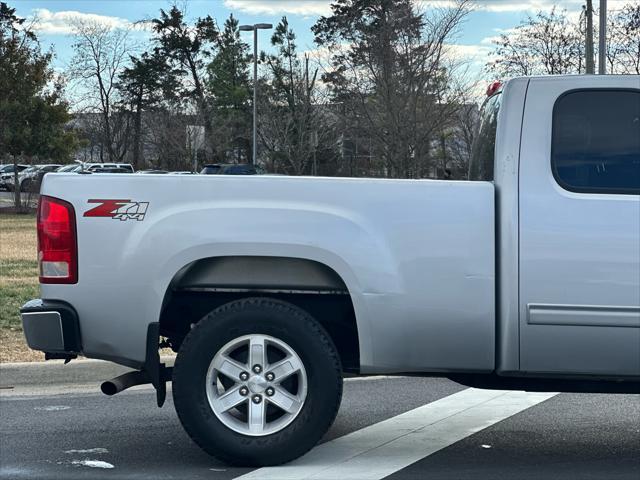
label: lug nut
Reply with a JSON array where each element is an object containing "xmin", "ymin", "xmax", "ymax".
[
  {"xmin": 252, "ymin": 365, "xmax": 262, "ymax": 374},
  {"xmin": 266, "ymin": 387, "xmax": 275, "ymax": 397},
  {"xmin": 239, "ymin": 386, "xmax": 249, "ymax": 396},
  {"xmin": 265, "ymin": 372, "xmax": 275, "ymax": 381},
  {"xmin": 252, "ymin": 395, "xmax": 262, "ymax": 404},
  {"xmin": 240, "ymin": 372, "xmax": 249, "ymax": 381}
]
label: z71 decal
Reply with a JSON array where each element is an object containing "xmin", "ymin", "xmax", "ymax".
[{"xmin": 84, "ymin": 199, "xmax": 149, "ymax": 221}]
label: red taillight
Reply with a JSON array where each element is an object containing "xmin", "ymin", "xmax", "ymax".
[{"xmin": 37, "ymin": 195, "xmax": 78, "ymax": 284}]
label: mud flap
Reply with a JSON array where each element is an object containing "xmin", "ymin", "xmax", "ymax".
[{"xmin": 145, "ymin": 322, "xmax": 168, "ymax": 407}]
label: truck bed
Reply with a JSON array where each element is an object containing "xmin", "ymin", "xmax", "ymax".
[{"xmin": 40, "ymin": 173, "xmax": 495, "ymax": 372}]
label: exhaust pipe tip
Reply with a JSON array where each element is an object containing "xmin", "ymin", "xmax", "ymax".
[
  {"xmin": 101, "ymin": 370, "xmax": 150, "ymax": 396},
  {"xmin": 100, "ymin": 381, "xmax": 118, "ymax": 396}
]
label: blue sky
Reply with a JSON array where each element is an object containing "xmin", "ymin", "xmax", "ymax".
[{"xmin": 11, "ymin": 1, "xmax": 621, "ymax": 81}]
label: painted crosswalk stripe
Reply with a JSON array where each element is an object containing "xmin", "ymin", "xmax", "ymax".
[{"xmin": 234, "ymin": 387, "xmax": 558, "ymax": 480}]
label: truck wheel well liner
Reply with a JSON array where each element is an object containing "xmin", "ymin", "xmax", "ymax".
[{"xmin": 159, "ymin": 256, "xmax": 360, "ymax": 372}]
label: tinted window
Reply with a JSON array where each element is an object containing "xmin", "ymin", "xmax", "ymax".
[
  {"xmin": 201, "ymin": 165, "xmax": 222, "ymax": 174},
  {"xmin": 222, "ymin": 164, "xmax": 256, "ymax": 175},
  {"xmin": 552, "ymin": 90, "xmax": 640, "ymax": 194},
  {"xmin": 469, "ymin": 93, "xmax": 501, "ymax": 181}
]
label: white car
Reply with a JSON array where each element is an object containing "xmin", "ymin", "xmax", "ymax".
[
  {"xmin": 76, "ymin": 162, "xmax": 135, "ymax": 173},
  {"xmin": 20, "ymin": 75, "xmax": 640, "ymax": 466},
  {"xmin": 0, "ymin": 164, "xmax": 28, "ymax": 190},
  {"xmin": 5, "ymin": 164, "xmax": 61, "ymax": 192}
]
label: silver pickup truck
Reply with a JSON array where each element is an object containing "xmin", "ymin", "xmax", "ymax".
[{"xmin": 21, "ymin": 75, "xmax": 640, "ymax": 466}]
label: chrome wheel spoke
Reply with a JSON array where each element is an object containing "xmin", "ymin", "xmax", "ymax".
[
  {"xmin": 248, "ymin": 398, "xmax": 266, "ymax": 433},
  {"xmin": 267, "ymin": 355, "xmax": 302, "ymax": 383},
  {"xmin": 268, "ymin": 387, "xmax": 302, "ymax": 415},
  {"xmin": 212, "ymin": 386, "xmax": 246, "ymax": 413},
  {"xmin": 249, "ymin": 336, "xmax": 267, "ymax": 369},
  {"xmin": 213, "ymin": 354, "xmax": 247, "ymax": 381}
]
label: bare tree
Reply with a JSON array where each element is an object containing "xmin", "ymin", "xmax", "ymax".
[
  {"xmin": 313, "ymin": 0, "xmax": 473, "ymax": 178},
  {"xmin": 68, "ymin": 19, "xmax": 134, "ymax": 162},
  {"xmin": 607, "ymin": 4, "xmax": 640, "ymax": 74},
  {"xmin": 487, "ymin": 3, "xmax": 640, "ymax": 78},
  {"xmin": 144, "ymin": 110, "xmax": 193, "ymax": 171},
  {"xmin": 433, "ymin": 72, "xmax": 482, "ymax": 179},
  {"xmin": 259, "ymin": 17, "xmax": 339, "ymax": 175},
  {"xmin": 487, "ymin": 8, "xmax": 583, "ymax": 78}
]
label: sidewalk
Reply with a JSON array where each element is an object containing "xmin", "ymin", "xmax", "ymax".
[{"xmin": 0, "ymin": 356, "xmax": 175, "ymax": 388}]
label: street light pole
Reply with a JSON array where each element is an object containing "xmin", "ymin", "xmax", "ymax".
[
  {"xmin": 585, "ymin": 0, "xmax": 595, "ymax": 74},
  {"xmin": 240, "ymin": 23, "xmax": 272, "ymax": 165},
  {"xmin": 253, "ymin": 27, "xmax": 258, "ymax": 166},
  {"xmin": 599, "ymin": 0, "xmax": 607, "ymax": 74}
]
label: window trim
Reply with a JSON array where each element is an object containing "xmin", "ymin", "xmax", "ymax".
[{"xmin": 551, "ymin": 88, "xmax": 640, "ymax": 196}]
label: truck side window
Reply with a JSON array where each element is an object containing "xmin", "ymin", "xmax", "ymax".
[
  {"xmin": 552, "ymin": 89, "xmax": 640, "ymax": 195},
  {"xmin": 469, "ymin": 94, "xmax": 501, "ymax": 181}
]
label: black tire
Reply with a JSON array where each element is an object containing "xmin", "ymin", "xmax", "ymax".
[{"xmin": 172, "ymin": 297, "xmax": 343, "ymax": 466}]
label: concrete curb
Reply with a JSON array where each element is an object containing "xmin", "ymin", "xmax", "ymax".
[{"xmin": 0, "ymin": 356, "xmax": 175, "ymax": 388}]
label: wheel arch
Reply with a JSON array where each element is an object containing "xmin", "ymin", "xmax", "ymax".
[
  {"xmin": 170, "ymin": 256, "xmax": 348, "ymax": 293},
  {"xmin": 159, "ymin": 255, "xmax": 363, "ymax": 372}
]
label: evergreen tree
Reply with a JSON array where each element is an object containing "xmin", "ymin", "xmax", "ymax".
[
  {"xmin": 0, "ymin": 2, "xmax": 78, "ymax": 208},
  {"xmin": 151, "ymin": 6, "xmax": 218, "ymax": 158},
  {"xmin": 118, "ymin": 51, "xmax": 178, "ymax": 169},
  {"xmin": 207, "ymin": 14, "xmax": 251, "ymax": 162}
]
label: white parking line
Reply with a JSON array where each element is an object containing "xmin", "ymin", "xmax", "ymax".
[{"xmin": 234, "ymin": 388, "xmax": 558, "ymax": 480}]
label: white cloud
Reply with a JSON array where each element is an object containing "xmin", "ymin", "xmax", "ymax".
[
  {"xmin": 447, "ymin": 43, "xmax": 492, "ymax": 60},
  {"xmin": 30, "ymin": 8, "xmax": 134, "ymax": 35},
  {"xmin": 418, "ymin": 0, "xmax": 631, "ymax": 14},
  {"xmin": 224, "ymin": 0, "xmax": 631, "ymax": 18},
  {"xmin": 475, "ymin": 0, "xmax": 629, "ymax": 13},
  {"xmin": 223, "ymin": 0, "xmax": 332, "ymax": 16},
  {"xmin": 302, "ymin": 42, "xmax": 492, "ymax": 76},
  {"xmin": 444, "ymin": 43, "xmax": 493, "ymax": 72}
]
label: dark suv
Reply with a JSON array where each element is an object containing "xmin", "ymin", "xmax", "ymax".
[{"xmin": 200, "ymin": 164, "xmax": 266, "ymax": 175}]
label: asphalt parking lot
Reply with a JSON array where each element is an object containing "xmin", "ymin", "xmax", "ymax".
[{"xmin": 1, "ymin": 376, "xmax": 638, "ymax": 480}]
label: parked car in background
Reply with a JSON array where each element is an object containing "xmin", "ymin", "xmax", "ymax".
[
  {"xmin": 26, "ymin": 165, "xmax": 63, "ymax": 192},
  {"xmin": 52, "ymin": 163, "xmax": 136, "ymax": 174},
  {"xmin": 200, "ymin": 163, "xmax": 266, "ymax": 175},
  {"xmin": 90, "ymin": 167, "xmax": 133, "ymax": 174},
  {"xmin": 136, "ymin": 169, "xmax": 169, "ymax": 174},
  {"xmin": 80, "ymin": 163, "xmax": 134, "ymax": 173},
  {"xmin": 5, "ymin": 164, "xmax": 62, "ymax": 192},
  {"xmin": 0, "ymin": 164, "xmax": 28, "ymax": 190},
  {"xmin": 55, "ymin": 164, "xmax": 82, "ymax": 173}
]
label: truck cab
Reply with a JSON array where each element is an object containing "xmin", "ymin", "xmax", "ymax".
[{"xmin": 474, "ymin": 76, "xmax": 640, "ymax": 379}]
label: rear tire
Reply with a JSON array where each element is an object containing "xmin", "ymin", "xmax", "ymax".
[{"xmin": 172, "ymin": 297, "xmax": 343, "ymax": 466}]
